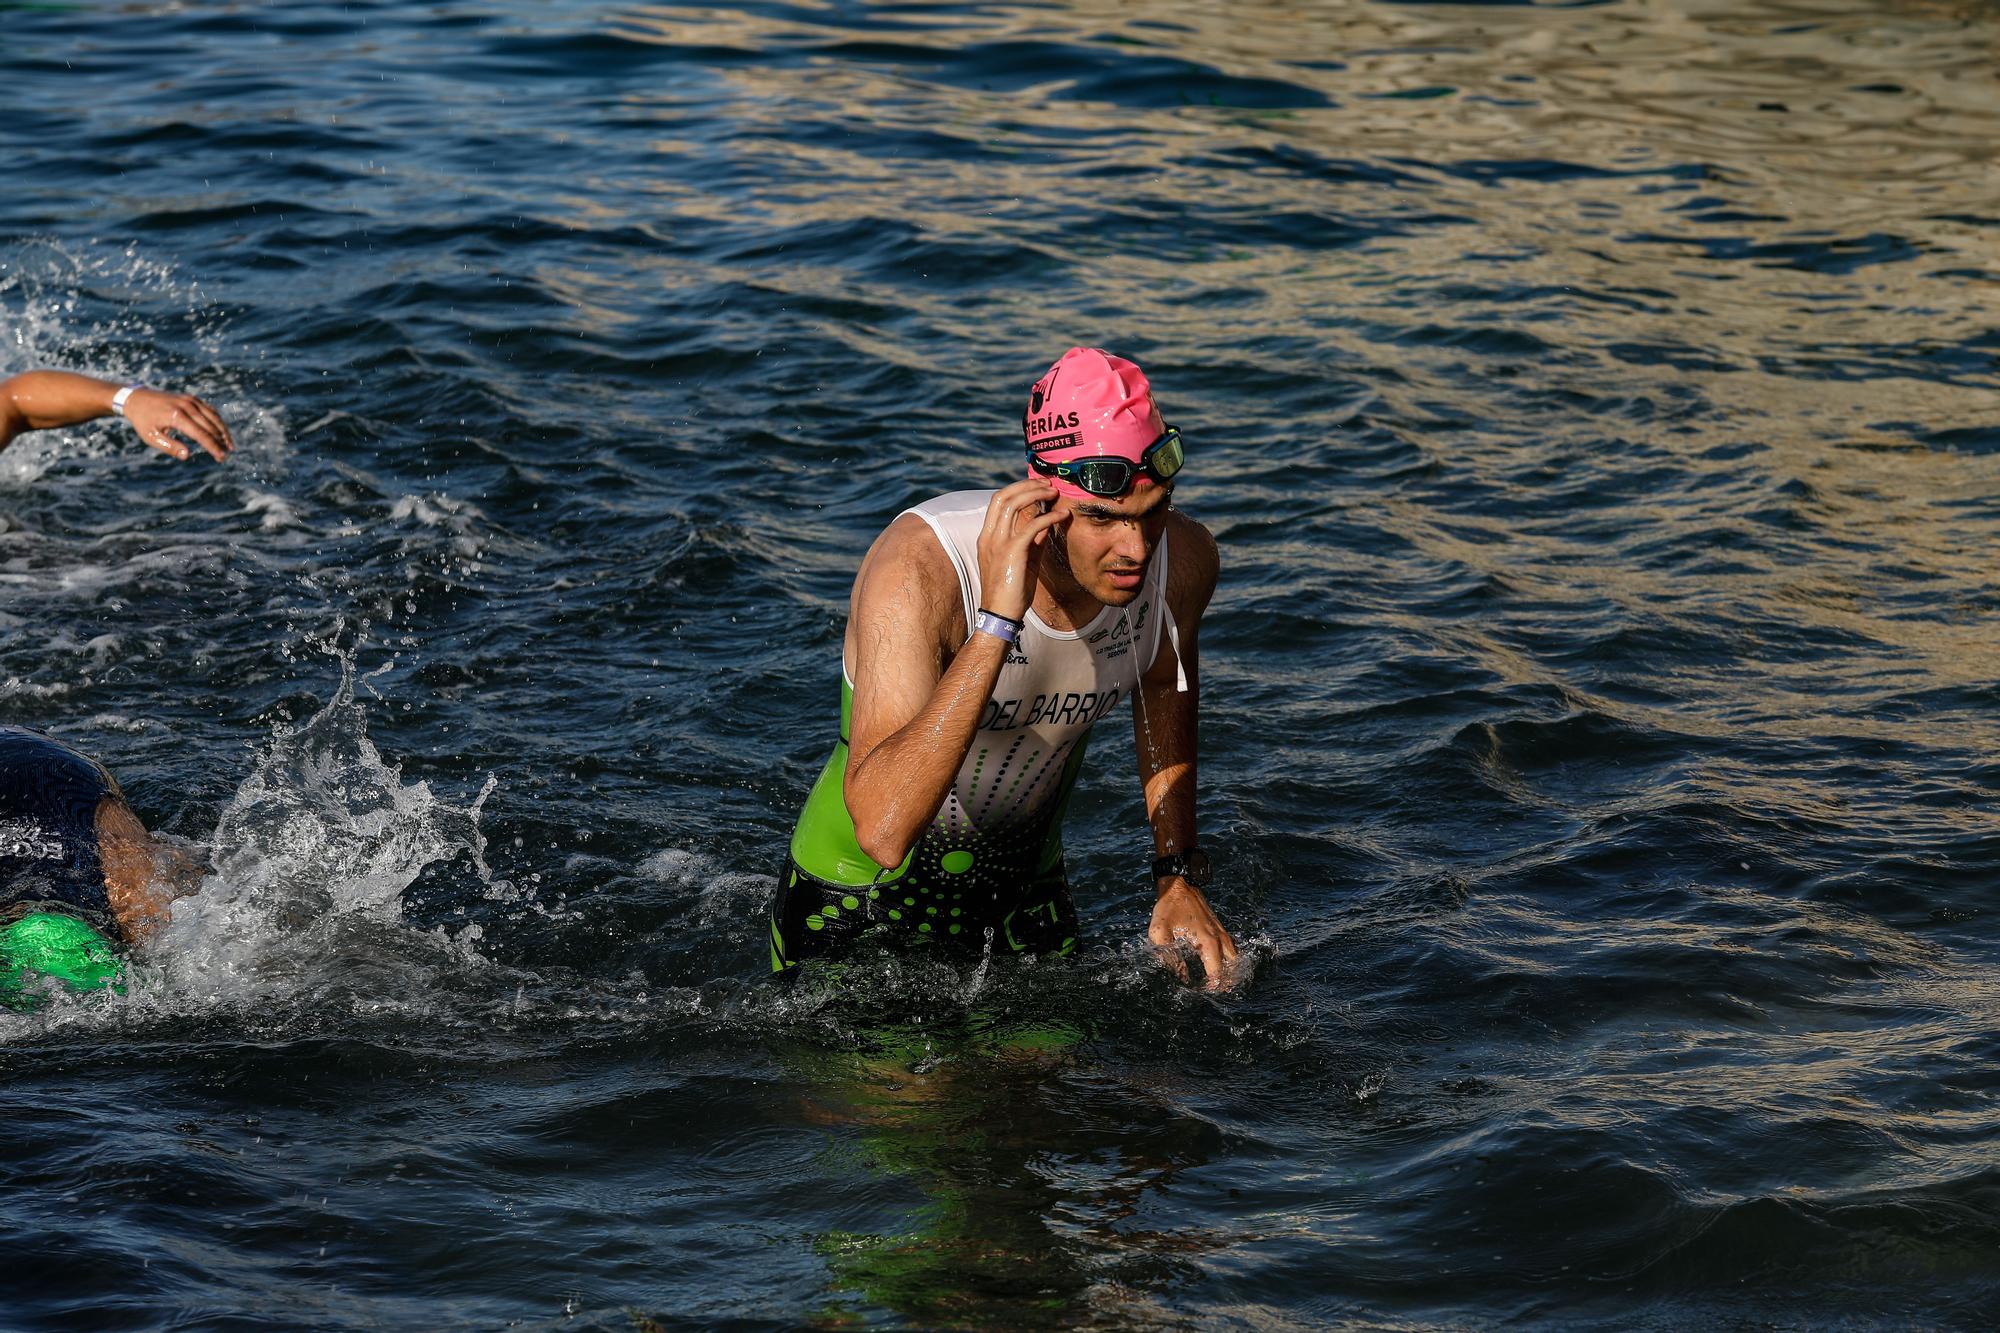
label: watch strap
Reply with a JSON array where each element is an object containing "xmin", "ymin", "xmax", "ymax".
[{"xmin": 1152, "ymin": 848, "xmax": 1209, "ymax": 885}]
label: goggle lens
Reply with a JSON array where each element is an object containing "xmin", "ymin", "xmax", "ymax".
[{"xmin": 1070, "ymin": 458, "xmax": 1134, "ymax": 495}]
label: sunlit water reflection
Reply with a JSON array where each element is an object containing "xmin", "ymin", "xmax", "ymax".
[{"xmin": 2, "ymin": 0, "xmax": 1997, "ymax": 1326}]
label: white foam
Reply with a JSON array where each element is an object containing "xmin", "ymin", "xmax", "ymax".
[
  {"xmin": 129, "ymin": 658, "xmax": 497, "ymax": 1014},
  {"xmin": 77, "ymin": 713, "xmax": 161, "ymax": 735},
  {"xmin": 388, "ymin": 492, "xmax": 485, "ymax": 559},
  {"xmin": 0, "ymin": 677, "xmax": 73, "ymax": 701},
  {"xmin": 639, "ymin": 846, "xmax": 774, "ymax": 928},
  {"xmin": 241, "ymin": 489, "xmax": 302, "ymax": 532}
]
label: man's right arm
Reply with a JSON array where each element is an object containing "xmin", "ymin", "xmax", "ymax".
[
  {"xmin": 842, "ymin": 480, "xmax": 1060, "ymax": 868},
  {"xmin": 96, "ymin": 798, "xmax": 180, "ymax": 943},
  {"xmin": 0, "ymin": 370, "xmax": 233, "ymax": 459}
]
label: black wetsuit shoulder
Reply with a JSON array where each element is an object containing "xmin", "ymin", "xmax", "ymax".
[{"xmin": 0, "ymin": 726, "xmax": 117, "ymax": 934}]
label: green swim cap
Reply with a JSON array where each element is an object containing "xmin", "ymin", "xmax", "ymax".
[{"xmin": 0, "ymin": 911, "xmax": 125, "ymax": 1011}]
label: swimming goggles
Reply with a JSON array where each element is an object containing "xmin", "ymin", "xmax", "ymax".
[{"xmin": 1028, "ymin": 426, "xmax": 1184, "ymax": 497}]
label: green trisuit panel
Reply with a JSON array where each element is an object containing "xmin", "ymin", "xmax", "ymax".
[{"xmin": 772, "ymin": 682, "xmax": 1087, "ymax": 971}]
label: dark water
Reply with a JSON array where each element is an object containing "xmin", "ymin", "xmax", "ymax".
[{"xmin": 4, "ymin": 0, "xmax": 1999, "ymax": 1326}]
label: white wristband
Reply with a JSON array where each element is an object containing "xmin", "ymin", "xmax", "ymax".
[{"xmin": 110, "ymin": 383, "xmax": 146, "ymax": 417}]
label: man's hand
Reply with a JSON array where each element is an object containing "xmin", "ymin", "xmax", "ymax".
[
  {"xmin": 122, "ymin": 387, "xmax": 234, "ymax": 462},
  {"xmin": 1149, "ymin": 877, "xmax": 1239, "ymax": 991},
  {"xmin": 975, "ymin": 478, "xmax": 1062, "ymax": 622}
]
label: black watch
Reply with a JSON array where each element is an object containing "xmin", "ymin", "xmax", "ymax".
[{"xmin": 1151, "ymin": 848, "xmax": 1211, "ymax": 888}]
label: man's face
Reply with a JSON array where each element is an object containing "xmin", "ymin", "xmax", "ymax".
[{"xmin": 1049, "ymin": 481, "xmax": 1175, "ymax": 606}]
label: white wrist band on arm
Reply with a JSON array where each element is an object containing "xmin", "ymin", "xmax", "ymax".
[{"xmin": 110, "ymin": 384, "xmax": 146, "ymax": 417}]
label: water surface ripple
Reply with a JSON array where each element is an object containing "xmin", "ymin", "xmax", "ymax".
[{"xmin": 3, "ymin": 0, "xmax": 1997, "ymax": 1327}]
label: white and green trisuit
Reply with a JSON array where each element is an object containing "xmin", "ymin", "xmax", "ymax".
[{"xmin": 771, "ymin": 489, "xmax": 1172, "ymax": 970}]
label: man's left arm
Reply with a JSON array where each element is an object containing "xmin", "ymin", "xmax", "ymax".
[{"xmin": 1135, "ymin": 510, "xmax": 1237, "ymax": 989}]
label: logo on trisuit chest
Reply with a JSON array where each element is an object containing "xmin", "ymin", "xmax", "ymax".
[
  {"xmin": 0, "ymin": 820, "xmax": 64, "ymax": 863},
  {"xmin": 1087, "ymin": 609, "xmax": 1137, "ymax": 659}
]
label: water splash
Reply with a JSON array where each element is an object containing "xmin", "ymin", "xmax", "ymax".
[{"xmin": 135, "ymin": 658, "xmax": 495, "ymax": 1016}]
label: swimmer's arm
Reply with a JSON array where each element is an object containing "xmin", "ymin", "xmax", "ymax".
[
  {"xmin": 1136, "ymin": 512, "xmax": 1237, "ymax": 988},
  {"xmin": 843, "ymin": 515, "xmax": 999, "ymax": 869},
  {"xmin": 0, "ymin": 370, "xmax": 234, "ymax": 460},
  {"xmin": 844, "ymin": 485, "xmax": 1063, "ymax": 869},
  {"xmin": 95, "ymin": 799, "xmax": 185, "ymax": 943}
]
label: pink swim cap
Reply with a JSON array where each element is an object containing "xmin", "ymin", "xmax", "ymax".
[{"xmin": 1023, "ymin": 347, "xmax": 1162, "ymax": 499}]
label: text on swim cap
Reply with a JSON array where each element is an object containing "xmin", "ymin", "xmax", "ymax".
[{"xmin": 1026, "ymin": 411, "xmax": 1081, "ymax": 440}]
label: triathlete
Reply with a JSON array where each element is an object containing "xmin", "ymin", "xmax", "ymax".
[
  {"xmin": 771, "ymin": 347, "xmax": 1238, "ymax": 988},
  {"xmin": 1, "ymin": 368, "xmax": 229, "ymax": 1002},
  {"xmin": 1, "ymin": 369, "xmax": 233, "ymax": 458},
  {"xmin": 0, "ymin": 727, "xmax": 201, "ymax": 1005}
]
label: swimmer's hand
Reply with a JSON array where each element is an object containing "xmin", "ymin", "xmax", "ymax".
[
  {"xmin": 122, "ymin": 387, "xmax": 234, "ymax": 462},
  {"xmin": 1149, "ymin": 878, "xmax": 1239, "ymax": 992},
  {"xmin": 975, "ymin": 478, "xmax": 1063, "ymax": 622}
]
